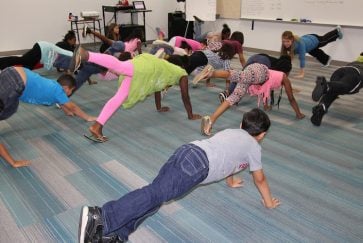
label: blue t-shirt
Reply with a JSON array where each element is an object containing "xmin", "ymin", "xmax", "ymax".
[
  {"xmin": 20, "ymin": 68, "xmax": 70, "ymax": 105},
  {"xmin": 294, "ymin": 34, "xmax": 319, "ymax": 68}
]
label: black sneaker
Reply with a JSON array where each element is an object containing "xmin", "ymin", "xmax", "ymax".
[
  {"xmin": 218, "ymin": 91, "xmax": 228, "ymax": 104},
  {"xmin": 310, "ymin": 104, "xmax": 325, "ymax": 126},
  {"xmin": 312, "ymin": 76, "xmax": 327, "ymax": 102},
  {"xmin": 79, "ymin": 206, "xmax": 104, "ymax": 243}
]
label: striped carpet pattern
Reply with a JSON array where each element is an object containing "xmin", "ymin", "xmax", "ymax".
[{"xmin": 0, "ymin": 49, "xmax": 362, "ymax": 242}]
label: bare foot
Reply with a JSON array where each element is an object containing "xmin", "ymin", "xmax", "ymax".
[
  {"xmin": 157, "ymin": 107, "xmax": 170, "ymax": 112},
  {"xmin": 189, "ymin": 114, "xmax": 202, "ymax": 120},
  {"xmin": 296, "ymin": 113, "xmax": 305, "ymax": 120},
  {"xmin": 206, "ymin": 82, "xmax": 216, "ymax": 87},
  {"xmin": 292, "ymin": 88, "xmax": 301, "ymax": 93}
]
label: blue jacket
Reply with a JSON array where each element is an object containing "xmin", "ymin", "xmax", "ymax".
[{"xmin": 294, "ymin": 35, "xmax": 319, "ymax": 68}]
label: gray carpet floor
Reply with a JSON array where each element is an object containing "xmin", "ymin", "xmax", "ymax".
[{"xmin": 0, "ymin": 48, "xmax": 362, "ymax": 242}]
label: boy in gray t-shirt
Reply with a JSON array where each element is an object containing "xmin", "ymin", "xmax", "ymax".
[{"xmin": 78, "ymin": 108, "xmax": 280, "ymax": 243}]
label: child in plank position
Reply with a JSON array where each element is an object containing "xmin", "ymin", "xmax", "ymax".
[
  {"xmin": 78, "ymin": 108, "xmax": 280, "ymax": 242},
  {"xmin": 195, "ymin": 63, "xmax": 305, "ymax": 136},
  {"xmin": 0, "ymin": 66, "xmax": 95, "ymax": 121},
  {"xmin": 0, "ymin": 67, "xmax": 96, "ymax": 167},
  {"xmin": 0, "ymin": 41, "xmax": 73, "ymax": 71},
  {"xmin": 280, "ymin": 27, "xmax": 343, "ymax": 78},
  {"xmin": 69, "ymin": 47, "xmax": 201, "ymax": 142},
  {"xmin": 310, "ymin": 52, "xmax": 363, "ymax": 126}
]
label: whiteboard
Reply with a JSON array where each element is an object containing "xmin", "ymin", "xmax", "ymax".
[
  {"xmin": 186, "ymin": 0, "xmax": 217, "ymax": 22},
  {"xmin": 241, "ymin": 0, "xmax": 363, "ymax": 27}
]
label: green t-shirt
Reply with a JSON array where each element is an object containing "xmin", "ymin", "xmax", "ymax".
[{"xmin": 119, "ymin": 54, "xmax": 187, "ymax": 109}]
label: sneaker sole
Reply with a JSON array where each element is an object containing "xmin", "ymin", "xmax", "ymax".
[
  {"xmin": 312, "ymin": 78, "xmax": 324, "ymax": 102},
  {"xmin": 78, "ymin": 206, "xmax": 89, "ymax": 243},
  {"xmin": 69, "ymin": 45, "xmax": 82, "ymax": 73},
  {"xmin": 200, "ymin": 116, "xmax": 211, "ymax": 136},
  {"xmin": 192, "ymin": 65, "xmax": 213, "ymax": 85}
]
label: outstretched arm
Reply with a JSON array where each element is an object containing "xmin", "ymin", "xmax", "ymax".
[
  {"xmin": 62, "ymin": 101, "xmax": 97, "ymax": 121},
  {"xmin": 179, "ymin": 76, "xmax": 201, "ymax": 120},
  {"xmin": 281, "ymin": 74, "xmax": 305, "ymax": 119},
  {"xmin": 0, "ymin": 144, "xmax": 30, "ymax": 168},
  {"xmin": 154, "ymin": 91, "xmax": 170, "ymax": 112},
  {"xmin": 238, "ymin": 52, "xmax": 246, "ymax": 67},
  {"xmin": 252, "ymin": 169, "xmax": 280, "ymax": 209}
]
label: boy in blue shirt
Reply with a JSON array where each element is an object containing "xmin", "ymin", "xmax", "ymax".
[
  {"xmin": 78, "ymin": 108, "xmax": 280, "ymax": 242},
  {"xmin": 0, "ymin": 66, "xmax": 96, "ymax": 121},
  {"xmin": 0, "ymin": 66, "xmax": 96, "ymax": 168}
]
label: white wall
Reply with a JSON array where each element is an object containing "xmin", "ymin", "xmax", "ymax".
[
  {"xmin": 1, "ymin": 1, "xmax": 362, "ymax": 62},
  {"xmin": 0, "ymin": 0, "xmax": 177, "ymax": 52},
  {"xmin": 203, "ymin": 19, "xmax": 362, "ymax": 62}
]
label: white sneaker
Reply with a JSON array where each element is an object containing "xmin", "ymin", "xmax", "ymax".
[
  {"xmin": 336, "ymin": 25, "xmax": 343, "ymax": 39},
  {"xmin": 324, "ymin": 56, "xmax": 332, "ymax": 67},
  {"xmin": 192, "ymin": 64, "xmax": 214, "ymax": 85},
  {"xmin": 82, "ymin": 25, "xmax": 89, "ymax": 38}
]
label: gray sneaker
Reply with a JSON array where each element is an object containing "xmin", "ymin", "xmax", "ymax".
[
  {"xmin": 192, "ymin": 64, "xmax": 214, "ymax": 85},
  {"xmin": 69, "ymin": 45, "xmax": 82, "ymax": 73}
]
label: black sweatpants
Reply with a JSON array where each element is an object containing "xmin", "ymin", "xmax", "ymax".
[
  {"xmin": 321, "ymin": 66, "xmax": 362, "ymax": 110},
  {"xmin": 308, "ymin": 28, "xmax": 340, "ymax": 65},
  {"xmin": 186, "ymin": 51, "xmax": 208, "ymax": 74},
  {"xmin": 0, "ymin": 43, "xmax": 41, "ymax": 70}
]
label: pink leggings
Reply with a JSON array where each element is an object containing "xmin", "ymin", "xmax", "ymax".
[{"xmin": 88, "ymin": 52, "xmax": 134, "ymax": 125}]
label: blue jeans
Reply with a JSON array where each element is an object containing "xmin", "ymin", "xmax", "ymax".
[
  {"xmin": 53, "ymin": 55, "xmax": 103, "ymax": 91},
  {"xmin": 101, "ymin": 144, "xmax": 209, "ymax": 240},
  {"xmin": 0, "ymin": 67, "xmax": 25, "ymax": 120},
  {"xmin": 74, "ymin": 63, "xmax": 103, "ymax": 90},
  {"xmin": 53, "ymin": 54, "xmax": 71, "ymax": 70}
]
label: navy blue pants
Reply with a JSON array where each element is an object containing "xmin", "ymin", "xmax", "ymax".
[{"xmin": 101, "ymin": 144, "xmax": 209, "ymax": 240}]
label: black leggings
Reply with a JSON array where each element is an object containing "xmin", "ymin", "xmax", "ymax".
[
  {"xmin": 186, "ymin": 51, "xmax": 208, "ymax": 74},
  {"xmin": 321, "ymin": 66, "xmax": 362, "ymax": 110},
  {"xmin": 308, "ymin": 28, "xmax": 339, "ymax": 65},
  {"xmin": 0, "ymin": 43, "xmax": 41, "ymax": 70}
]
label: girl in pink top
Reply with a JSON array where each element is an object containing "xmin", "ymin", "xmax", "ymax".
[
  {"xmin": 169, "ymin": 36, "xmax": 203, "ymax": 53},
  {"xmin": 198, "ymin": 63, "xmax": 304, "ymax": 135}
]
